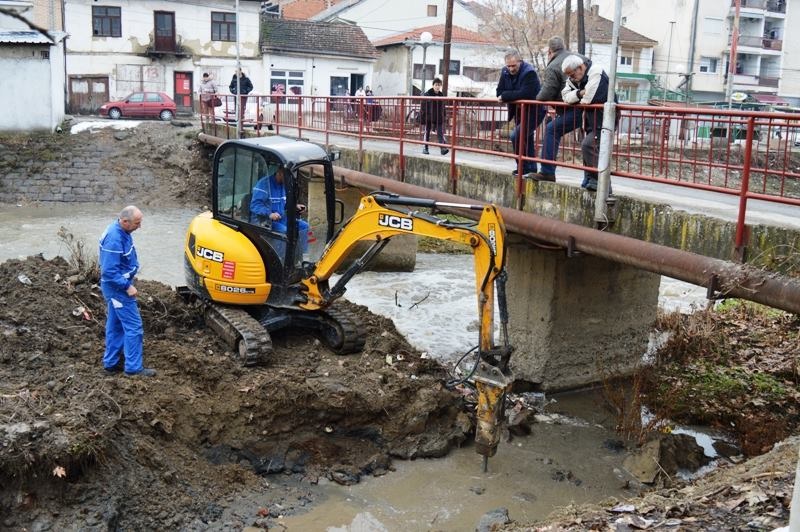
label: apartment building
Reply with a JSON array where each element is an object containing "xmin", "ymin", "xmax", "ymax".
[{"xmin": 593, "ymin": 0, "xmax": 797, "ymax": 104}]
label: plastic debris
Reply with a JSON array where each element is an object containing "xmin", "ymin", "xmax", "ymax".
[{"xmin": 17, "ymin": 273, "xmax": 32, "ymax": 285}]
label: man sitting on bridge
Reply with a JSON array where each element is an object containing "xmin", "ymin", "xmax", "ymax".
[{"xmin": 249, "ymin": 167, "xmax": 309, "ymax": 253}]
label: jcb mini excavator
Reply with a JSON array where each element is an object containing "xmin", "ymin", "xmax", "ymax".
[{"xmin": 182, "ymin": 135, "xmax": 513, "ymax": 467}]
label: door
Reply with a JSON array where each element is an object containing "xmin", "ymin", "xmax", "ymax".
[
  {"xmin": 330, "ymin": 76, "xmax": 349, "ymax": 111},
  {"xmin": 154, "ymin": 11, "xmax": 176, "ymax": 52},
  {"xmin": 68, "ymin": 76, "xmax": 109, "ymax": 115},
  {"xmin": 174, "ymin": 71, "xmax": 193, "ymax": 114},
  {"xmin": 349, "ymin": 74, "xmax": 364, "ymax": 95}
]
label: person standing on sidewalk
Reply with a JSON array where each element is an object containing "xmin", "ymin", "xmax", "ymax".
[
  {"xmin": 561, "ymin": 55, "xmax": 616, "ymax": 192},
  {"xmin": 229, "ymin": 68, "xmax": 254, "ymax": 121},
  {"xmin": 199, "ymin": 72, "xmax": 219, "ymax": 115},
  {"xmin": 420, "ymin": 78, "xmax": 449, "ymax": 155},
  {"xmin": 98, "ymin": 206, "xmax": 155, "ymax": 377},
  {"xmin": 496, "ymin": 50, "xmax": 543, "ymax": 177},
  {"xmin": 530, "ymin": 37, "xmax": 588, "ymax": 183}
]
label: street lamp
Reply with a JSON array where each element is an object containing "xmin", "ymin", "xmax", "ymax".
[{"xmin": 419, "ymin": 31, "xmax": 433, "ymax": 93}]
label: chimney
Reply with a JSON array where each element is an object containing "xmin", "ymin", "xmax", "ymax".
[{"xmin": 591, "ymin": 4, "xmax": 600, "ymax": 16}]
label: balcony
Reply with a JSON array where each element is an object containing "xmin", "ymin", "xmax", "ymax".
[
  {"xmin": 766, "ymin": 0, "xmax": 786, "ymax": 13},
  {"xmin": 732, "ymin": 0, "xmax": 766, "ymax": 8},
  {"xmin": 732, "ymin": 73, "xmax": 780, "ymax": 88},
  {"xmin": 730, "ymin": 34, "xmax": 783, "ymax": 52}
]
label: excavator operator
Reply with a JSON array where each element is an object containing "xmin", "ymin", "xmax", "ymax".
[{"xmin": 249, "ymin": 167, "xmax": 309, "ymax": 252}]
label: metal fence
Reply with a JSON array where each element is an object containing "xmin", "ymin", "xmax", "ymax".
[{"xmin": 200, "ymin": 94, "xmax": 800, "ymax": 248}]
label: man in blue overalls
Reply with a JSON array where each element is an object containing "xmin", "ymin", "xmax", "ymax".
[
  {"xmin": 249, "ymin": 167, "xmax": 309, "ymax": 254},
  {"xmin": 99, "ymin": 205, "xmax": 155, "ymax": 377}
]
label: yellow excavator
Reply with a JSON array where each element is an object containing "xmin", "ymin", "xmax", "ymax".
[{"xmin": 182, "ymin": 135, "xmax": 513, "ymax": 467}]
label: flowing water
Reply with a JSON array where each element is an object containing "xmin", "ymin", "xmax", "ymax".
[{"xmin": 0, "ymin": 204, "xmax": 712, "ymax": 530}]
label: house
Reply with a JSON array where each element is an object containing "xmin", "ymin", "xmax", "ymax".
[
  {"xmin": 0, "ymin": 0, "xmax": 67, "ymax": 131},
  {"xmin": 63, "ymin": 0, "xmax": 263, "ymax": 115},
  {"xmin": 371, "ymin": 25, "xmax": 503, "ymax": 96},
  {"xmin": 260, "ymin": 17, "xmax": 378, "ymax": 96},
  {"xmin": 579, "ymin": 6, "xmax": 658, "ymax": 103},
  {"xmin": 592, "ymin": 0, "xmax": 797, "ymax": 103},
  {"xmin": 309, "ymin": 0, "xmax": 483, "ymax": 41}
]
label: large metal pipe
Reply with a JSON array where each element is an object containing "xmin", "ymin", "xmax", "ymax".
[{"xmin": 333, "ymin": 166, "xmax": 800, "ymax": 315}]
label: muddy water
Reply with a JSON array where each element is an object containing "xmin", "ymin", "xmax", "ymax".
[{"xmin": 0, "ymin": 204, "xmax": 710, "ymax": 529}]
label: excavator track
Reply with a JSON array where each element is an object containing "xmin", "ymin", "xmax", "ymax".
[
  {"xmin": 317, "ymin": 304, "xmax": 367, "ymax": 355},
  {"xmin": 203, "ymin": 304, "xmax": 273, "ymax": 366}
]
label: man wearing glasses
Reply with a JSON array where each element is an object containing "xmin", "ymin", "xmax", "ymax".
[
  {"xmin": 496, "ymin": 51, "xmax": 542, "ymax": 177},
  {"xmin": 561, "ymin": 55, "xmax": 616, "ymax": 192}
]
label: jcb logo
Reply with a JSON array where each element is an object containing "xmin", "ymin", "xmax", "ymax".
[
  {"xmin": 378, "ymin": 213, "xmax": 413, "ymax": 231},
  {"xmin": 215, "ymin": 284, "xmax": 255, "ymax": 294},
  {"xmin": 197, "ymin": 247, "xmax": 224, "ymax": 263},
  {"xmin": 488, "ymin": 224, "xmax": 497, "ymax": 254}
]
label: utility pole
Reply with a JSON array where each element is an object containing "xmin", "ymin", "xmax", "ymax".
[
  {"xmin": 564, "ymin": 0, "xmax": 571, "ymax": 44},
  {"xmin": 577, "ymin": 0, "xmax": 585, "ymax": 54},
  {"xmin": 594, "ymin": 0, "xmax": 622, "ymax": 226},
  {"xmin": 687, "ymin": 0, "xmax": 700, "ymax": 98},
  {"xmin": 442, "ymin": 0, "xmax": 454, "ymax": 94},
  {"xmin": 726, "ymin": 0, "xmax": 741, "ymax": 109},
  {"xmin": 235, "ymin": 0, "xmax": 241, "ymax": 139},
  {"xmin": 664, "ymin": 21, "xmax": 675, "ymax": 101}
]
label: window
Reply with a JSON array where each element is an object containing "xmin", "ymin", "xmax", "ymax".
[
  {"xmin": 439, "ymin": 59, "xmax": 461, "ymax": 75},
  {"xmin": 39, "ymin": 50, "xmax": 49, "ymax": 59},
  {"xmin": 703, "ymin": 17, "xmax": 723, "ymax": 35},
  {"xmin": 620, "ymin": 56, "xmax": 632, "ymax": 66},
  {"xmin": 145, "ymin": 93, "xmax": 163, "ymax": 102},
  {"xmin": 93, "ymin": 6, "xmax": 121, "ymax": 37},
  {"xmin": 211, "ymin": 12, "xmax": 236, "ymax": 41},
  {"xmin": 270, "ymin": 70, "xmax": 305, "ymax": 98},
  {"xmin": 621, "ymin": 16, "xmax": 627, "ymax": 25},
  {"xmin": 699, "ymin": 56, "xmax": 718, "ymax": 73},
  {"xmin": 128, "ymin": 93, "xmax": 144, "ymax": 103},
  {"xmin": 413, "ymin": 64, "xmax": 436, "ymax": 80},
  {"xmin": 463, "ymin": 66, "xmax": 499, "ymax": 82},
  {"xmin": 427, "ymin": 4, "xmax": 437, "ymax": 16}
]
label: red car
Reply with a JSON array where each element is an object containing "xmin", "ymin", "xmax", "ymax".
[{"xmin": 99, "ymin": 92, "xmax": 176, "ymax": 121}]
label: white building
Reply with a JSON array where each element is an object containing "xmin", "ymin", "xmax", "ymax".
[
  {"xmin": 592, "ymin": 0, "xmax": 797, "ymax": 103},
  {"xmin": 63, "ymin": 0, "xmax": 264, "ymax": 115},
  {"xmin": 371, "ymin": 24, "xmax": 504, "ymax": 97},
  {"xmin": 309, "ymin": 0, "xmax": 483, "ymax": 41},
  {"xmin": 0, "ymin": 0, "xmax": 67, "ymax": 131}
]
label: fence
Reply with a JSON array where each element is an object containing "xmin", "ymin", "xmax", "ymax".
[{"xmin": 200, "ymin": 94, "xmax": 800, "ymax": 249}]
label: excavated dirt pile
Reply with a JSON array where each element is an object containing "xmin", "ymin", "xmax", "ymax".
[{"xmin": 0, "ymin": 255, "xmax": 470, "ymax": 530}]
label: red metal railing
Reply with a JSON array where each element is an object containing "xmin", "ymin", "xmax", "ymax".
[{"xmin": 200, "ymin": 94, "xmax": 800, "ymax": 250}]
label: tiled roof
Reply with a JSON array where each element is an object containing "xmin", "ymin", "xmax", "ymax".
[
  {"xmin": 282, "ymin": 0, "xmax": 346, "ymax": 20},
  {"xmin": 372, "ymin": 24, "xmax": 492, "ymax": 47},
  {"xmin": 586, "ymin": 14, "xmax": 657, "ymax": 45},
  {"xmin": 308, "ymin": 0, "xmax": 363, "ymax": 21},
  {"xmin": 260, "ymin": 18, "xmax": 379, "ymax": 59},
  {"xmin": 0, "ymin": 30, "xmax": 53, "ymax": 44}
]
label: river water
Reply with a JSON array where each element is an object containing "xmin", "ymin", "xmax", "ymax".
[{"xmin": 0, "ymin": 204, "xmax": 711, "ymax": 530}]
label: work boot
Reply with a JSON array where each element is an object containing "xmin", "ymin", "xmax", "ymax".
[
  {"xmin": 440, "ymin": 148, "xmax": 449, "ymax": 155},
  {"xmin": 530, "ymin": 172, "xmax": 556, "ymax": 182},
  {"xmin": 103, "ymin": 362, "xmax": 124, "ymax": 376},
  {"xmin": 125, "ymin": 368, "xmax": 157, "ymax": 377},
  {"xmin": 422, "ymin": 147, "xmax": 429, "ymax": 154}
]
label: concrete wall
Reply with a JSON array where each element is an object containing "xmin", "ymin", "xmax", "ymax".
[{"xmin": 0, "ymin": 44, "xmax": 64, "ymax": 132}]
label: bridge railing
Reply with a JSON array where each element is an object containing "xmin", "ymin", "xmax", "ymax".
[{"xmin": 200, "ymin": 95, "xmax": 800, "ymax": 248}]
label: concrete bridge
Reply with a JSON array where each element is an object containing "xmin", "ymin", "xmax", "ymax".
[{"xmin": 200, "ymin": 120, "xmax": 800, "ymax": 391}]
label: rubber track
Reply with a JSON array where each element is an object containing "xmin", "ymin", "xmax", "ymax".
[
  {"xmin": 320, "ymin": 304, "xmax": 366, "ymax": 354},
  {"xmin": 205, "ymin": 304, "xmax": 272, "ymax": 366}
]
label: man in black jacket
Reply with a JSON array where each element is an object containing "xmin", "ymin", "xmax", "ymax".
[
  {"xmin": 420, "ymin": 78, "xmax": 449, "ymax": 155},
  {"xmin": 496, "ymin": 51, "xmax": 543, "ymax": 176},
  {"xmin": 229, "ymin": 68, "xmax": 254, "ymax": 121},
  {"xmin": 531, "ymin": 37, "xmax": 588, "ymax": 183}
]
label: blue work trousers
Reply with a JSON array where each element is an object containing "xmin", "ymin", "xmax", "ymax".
[
  {"xmin": 102, "ymin": 290, "xmax": 144, "ymax": 374},
  {"xmin": 540, "ymin": 107, "xmax": 583, "ymax": 175}
]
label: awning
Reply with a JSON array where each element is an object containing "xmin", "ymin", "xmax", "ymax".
[{"xmin": 752, "ymin": 94, "xmax": 788, "ymax": 105}]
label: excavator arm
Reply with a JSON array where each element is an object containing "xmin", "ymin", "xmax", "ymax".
[{"xmin": 298, "ymin": 192, "xmax": 514, "ymax": 468}]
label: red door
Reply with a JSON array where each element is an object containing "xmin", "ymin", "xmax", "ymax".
[{"xmin": 174, "ymin": 72, "xmax": 193, "ymax": 114}]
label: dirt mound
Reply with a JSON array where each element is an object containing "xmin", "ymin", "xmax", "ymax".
[{"xmin": 0, "ymin": 256, "xmax": 469, "ymax": 530}]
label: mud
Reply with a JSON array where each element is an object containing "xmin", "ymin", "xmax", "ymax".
[{"xmin": 0, "ymin": 255, "xmax": 470, "ymax": 530}]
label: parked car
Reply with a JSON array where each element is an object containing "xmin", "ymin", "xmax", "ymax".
[{"xmin": 99, "ymin": 92, "xmax": 176, "ymax": 121}]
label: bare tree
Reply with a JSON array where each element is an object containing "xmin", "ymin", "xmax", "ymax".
[{"xmin": 476, "ymin": 0, "xmax": 567, "ymax": 70}]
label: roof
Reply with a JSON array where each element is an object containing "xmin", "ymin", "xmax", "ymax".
[
  {"xmin": 309, "ymin": 0, "xmax": 363, "ymax": 21},
  {"xmin": 0, "ymin": 30, "xmax": 53, "ymax": 44},
  {"xmin": 586, "ymin": 14, "xmax": 657, "ymax": 46},
  {"xmin": 752, "ymin": 94, "xmax": 788, "ymax": 105},
  {"xmin": 260, "ymin": 17, "xmax": 379, "ymax": 59},
  {"xmin": 282, "ymin": 0, "xmax": 347, "ymax": 20},
  {"xmin": 372, "ymin": 24, "xmax": 492, "ymax": 47}
]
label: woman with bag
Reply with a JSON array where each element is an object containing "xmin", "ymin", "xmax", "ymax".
[{"xmin": 199, "ymin": 72, "xmax": 219, "ymax": 115}]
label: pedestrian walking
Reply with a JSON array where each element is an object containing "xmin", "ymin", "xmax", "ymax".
[
  {"xmin": 99, "ymin": 206, "xmax": 155, "ymax": 377},
  {"xmin": 420, "ymin": 77, "xmax": 449, "ymax": 155}
]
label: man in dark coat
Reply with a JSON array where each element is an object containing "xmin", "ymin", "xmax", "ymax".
[
  {"xmin": 531, "ymin": 37, "xmax": 589, "ymax": 183},
  {"xmin": 229, "ymin": 68, "xmax": 254, "ymax": 121},
  {"xmin": 420, "ymin": 77, "xmax": 449, "ymax": 155},
  {"xmin": 496, "ymin": 50, "xmax": 543, "ymax": 176}
]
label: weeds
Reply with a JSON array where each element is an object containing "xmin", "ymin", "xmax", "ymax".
[{"xmin": 57, "ymin": 226, "xmax": 99, "ymax": 282}]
